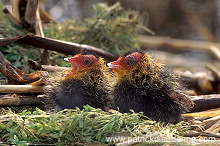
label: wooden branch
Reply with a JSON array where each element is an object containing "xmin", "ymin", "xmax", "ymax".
[
  {"xmin": 2, "ymin": 5, "xmax": 21, "ymax": 25},
  {"xmin": 0, "ymin": 36, "xmax": 23, "ymax": 47},
  {"xmin": 0, "ymin": 51, "xmax": 40, "ymax": 84},
  {"xmin": 0, "ymin": 33, "xmax": 117, "ymax": 60},
  {"xmin": 39, "ymin": 6, "xmax": 56, "ymax": 24},
  {"xmin": 138, "ymin": 35, "xmax": 220, "ymax": 57},
  {"xmin": 16, "ymin": 33, "xmax": 118, "ymax": 60},
  {"xmin": 177, "ymin": 71, "xmax": 219, "ymax": 95},
  {"xmin": 190, "ymin": 94, "xmax": 220, "ymax": 112},
  {"xmin": 25, "ymin": 0, "xmax": 38, "ymax": 26},
  {"xmin": 22, "ymin": 0, "xmax": 51, "ymax": 65},
  {"xmin": 0, "ymin": 85, "xmax": 49, "ymax": 94},
  {"xmin": 202, "ymin": 115, "xmax": 220, "ymax": 133},
  {"xmin": 10, "ymin": 0, "xmax": 21, "ymax": 23},
  {"xmin": 183, "ymin": 132, "xmax": 220, "ymax": 138},
  {"xmin": 206, "ymin": 63, "xmax": 220, "ymax": 82},
  {"xmin": 184, "ymin": 108, "xmax": 220, "ymax": 118},
  {"xmin": 0, "ymin": 94, "xmax": 45, "ymax": 105},
  {"xmin": 35, "ymin": 2, "xmax": 51, "ymax": 65},
  {"xmin": 28, "ymin": 59, "xmax": 42, "ymax": 70},
  {"xmin": 209, "ymin": 45, "xmax": 220, "ymax": 60}
]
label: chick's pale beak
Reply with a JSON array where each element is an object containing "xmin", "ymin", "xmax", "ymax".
[
  {"xmin": 63, "ymin": 57, "xmax": 78, "ymax": 69},
  {"xmin": 107, "ymin": 61, "xmax": 119, "ymax": 69},
  {"xmin": 64, "ymin": 57, "xmax": 77, "ymax": 64},
  {"xmin": 63, "ymin": 58, "xmax": 69, "ymax": 62}
]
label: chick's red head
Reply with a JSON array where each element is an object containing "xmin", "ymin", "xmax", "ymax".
[
  {"xmin": 107, "ymin": 52, "xmax": 143, "ymax": 76},
  {"xmin": 62, "ymin": 54, "xmax": 98, "ymax": 78}
]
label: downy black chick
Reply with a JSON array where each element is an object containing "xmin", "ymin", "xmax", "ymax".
[
  {"xmin": 107, "ymin": 51, "xmax": 193, "ymax": 124},
  {"xmin": 48, "ymin": 54, "xmax": 110, "ymax": 111}
]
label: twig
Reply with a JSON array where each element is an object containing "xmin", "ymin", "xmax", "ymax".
[
  {"xmin": 35, "ymin": 1, "xmax": 50, "ymax": 65},
  {"xmin": 183, "ymin": 132, "xmax": 220, "ymax": 138},
  {"xmin": 209, "ymin": 45, "xmax": 220, "ymax": 60},
  {"xmin": 24, "ymin": 0, "xmax": 38, "ymax": 26},
  {"xmin": 0, "ymin": 51, "xmax": 40, "ymax": 84},
  {"xmin": 39, "ymin": 6, "xmax": 56, "ymax": 24},
  {"xmin": 10, "ymin": 0, "xmax": 21, "ymax": 23},
  {"xmin": 0, "ymin": 85, "xmax": 49, "ymax": 94},
  {"xmin": 184, "ymin": 107, "xmax": 220, "ymax": 119},
  {"xmin": 138, "ymin": 35, "xmax": 220, "ymax": 55},
  {"xmin": 177, "ymin": 71, "xmax": 217, "ymax": 95},
  {"xmin": 28, "ymin": 59, "xmax": 42, "ymax": 70},
  {"xmin": 190, "ymin": 94, "xmax": 220, "ymax": 112},
  {"xmin": 202, "ymin": 116, "xmax": 220, "ymax": 133},
  {"xmin": 0, "ymin": 94, "xmax": 45, "ymax": 105},
  {"xmin": 2, "ymin": 5, "xmax": 21, "ymax": 25},
  {"xmin": 15, "ymin": 33, "xmax": 118, "ymax": 60},
  {"xmin": 0, "ymin": 33, "xmax": 117, "ymax": 61},
  {"xmin": 206, "ymin": 63, "xmax": 220, "ymax": 82},
  {"xmin": 204, "ymin": 119, "xmax": 220, "ymax": 133},
  {"xmin": 0, "ymin": 35, "xmax": 24, "ymax": 46}
]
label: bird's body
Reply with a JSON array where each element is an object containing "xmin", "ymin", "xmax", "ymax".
[
  {"xmin": 48, "ymin": 54, "xmax": 109, "ymax": 111},
  {"xmin": 108, "ymin": 51, "xmax": 193, "ymax": 123}
]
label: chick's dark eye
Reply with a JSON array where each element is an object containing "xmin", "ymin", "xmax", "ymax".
[
  {"xmin": 83, "ymin": 60, "xmax": 90, "ymax": 65},
  {"xmin": 126, "ymin": 60, "xmax": 134, "ymax": 65}
]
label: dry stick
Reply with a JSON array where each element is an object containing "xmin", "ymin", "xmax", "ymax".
[
  {"xmin": 0, "ymin": 94, "xmax": 45, "ymax": 105},
  {"xmin": 0, "ymin": 83, "xmax": 219, "ymax": 113},
  {"xmin": 0, "ymin": 35, "xmax": 23, "ymax": 47},
  {"xmin": 0, "ymin": 51, "xmax": 40, "ymax": 84},
  {"xmin": 183, "ymin": 108, "xmax": 220, "ymax": 118},
  {"xmin": 183, "ymin": 132, "xmax": 220, "ymax": 139},
  {"xmin": 25, "ymin": 0, "xmax": 37, "ymax": 26},
  {"xmin": 204, "ymin": 120, "xmax": 220, "ymax": 133},
  {"xmin": 138, "ymin": 35, "xmax": 220, "ymax": 55},
  {"xmin": 202, "ymin": 115, "xmax": 220, "ymax": 133},
  {"xmin": 35, "ymin": 1, "xmax": 50, "ymax": 65},
  {"xmin": 209, "ymin": 45, "xmax": 220, "ymax": 60},
  {"xmin": 206, "ymin": 63, "xmax": 220, "ymax": 82},
  {"xmin": 28, "ymin": 59, "xmax": 42, "ymax": 70},
  {"xmin": 177, "ymin": 71, "xmax": 218, "ymax": 95},
  {"xmin": 28, "ymin": 60, "xmax": 68, "ymax": 72},
  {"xmin": 16, "ymin": 33, "xmax": 118, "ymax": 60},
  {"xmin": 25, "ymin": 0, "xmax": 50, "ymax": 65},
  {"xmin": 0, "ymin": 33, "xmax": 117, "ymax": 60},
  {"xmin": 2, "ymin": 6, "xmax": 21, "ymax": 25},
  {"xmin": 190, "ymin": 94, "xmax": 220, "ymax": 113},
  {"xmin": 10, "ymin": 0, "xmax": 21, "ymax": 22},
  {"xmin": 0, "ymin": 85, "xmax": 49, "ymax": 94},
  {"xmin": 39, "ymin": 6, "xmax": 56, "ymax": 24}
]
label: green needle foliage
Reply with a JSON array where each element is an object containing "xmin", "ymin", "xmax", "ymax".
[
  {"xmin": 44, "ymin": 2, "xmax": 153, "ymax": 55},
  {"xmin": 0, "ymin": 105, "xmax": 190, "ymax": 145}
]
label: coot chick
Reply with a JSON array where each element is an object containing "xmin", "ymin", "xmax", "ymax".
[
  {"xmin": 49, "ymin": 54, "xmax": 110, "ymax": 111},
  {"xmin": 107, "ymin": 51, "xmax": 193, "ymax": 123}
]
